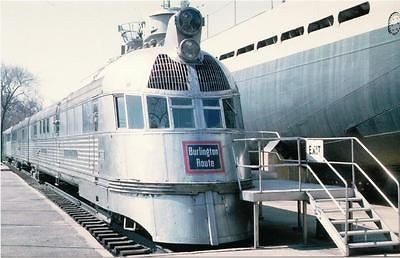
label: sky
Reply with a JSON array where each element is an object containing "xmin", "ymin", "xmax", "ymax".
[{"xmin": 1, "ymin": 0, "xmax": 273, "ymax": 107}]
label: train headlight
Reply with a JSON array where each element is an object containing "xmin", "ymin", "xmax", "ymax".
[
  {"xmin": 176, "ymin": 7, "xmax": 202, "ymax": 36},
  {"xmin": 179, "ymin": 39, "xmax": 200, "ymax": 62}
]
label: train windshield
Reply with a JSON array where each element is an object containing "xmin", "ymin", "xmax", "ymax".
[
  {"xmin": 126, "ymin": 96, "xmax": 144, "ymax": 129},
  {"xmin": 115, "ymin": 95, "xmax": 243, "ymax": 130},
  {"xmin": 147, "ymin": 96, "xmax": 170, "ymax": 129},
  {"xmin": 202, "ymin": 99, "xmax": 223, "ymax": 128},
  {"xmin": 223, "ymin": 97, "xmax": 244, "ymax": 129},
  {"xmin": 171, "ymin": 98, "xmax": 195, "ymax": 128}
]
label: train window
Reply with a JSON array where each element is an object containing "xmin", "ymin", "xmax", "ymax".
[
  {"xmin": 82, "ymin": 101, "xmax": 97, "ymax": 132},
  {"xmin": 12, "ymin": 131, "xmax": 17, "ymax": 141},
  {"xmin": 281, "ymin": 27, "xmax": 304, "ymax": 42},
  {"xmin": 338, "ymin": 2, "xmax": 369, "ymax": 24},
  {"xmin": 92, "ymin": 100, "xmax": 98, "ymax": 131},
  {"xmin": 64, "ymin": 149, "xmax": 78, "ymax": 159},
  {"xmin": 222, "ymin": 98, "xmax": 239, "ymax": 128},
  {"xmin": 42, "ymin": 119, "xmax": 46, "ymax": 135},
  {"xmin": 115, "ymin": 96, "xmax": 127, "ymax": 128},
  {"xmin": 39, "ymin": 120, "xmax": 42, "ymax": 134},
  {"xmin": 257, "ymin": 36, "xmax": 277, "ymax": 49},
  {"xmin": 308, "ymin": 16, "xmax": 334, "ymax": 33},
  {"xmin": 202, "ymin": 98, "xmax": 222, "ymax": 128},
  {"xmin": 74, "ymin": 106, "xmax": 82, "ymax": 134},
  {"xmin": 82, "ymin": 102, "xmax": 93, "ymax": 132},
  {"xmin": 60, "ymin": 112, "xmax": 67, "ymax": 136},
  {"xmin": 54, "ymin": 117, "xmax": 60, "ymax": 135},
  {"xmin": 147, "ymin": 96, "xmax": 170, "ymax": 129},
  {"xmin": 46, "ymin": 118, "xmax": 50, "ymax": 133},
  {"xmin": 171, "ymin": 97, "xmax": 194, "ymax": 128},
  {"xmin": 203, "ymin": 99, "xmax": 219, "ymax": 107},
  {"xmin": 126, "ymin": 95, "xmax": 144, "ymax": 129},
  {"xmin": 219, "ymin": 51, "xmax": 235, "ymax": 61},
  {"xmin": 68, "ymin": 109, "xmax": 75, "ymax": 135}
]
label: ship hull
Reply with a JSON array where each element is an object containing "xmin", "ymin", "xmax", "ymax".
[{"xmin": 233, "ymin": 26, "xmax": 400, "ymax": 166}]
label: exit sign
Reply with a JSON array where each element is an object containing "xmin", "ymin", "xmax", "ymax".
[{"xmin": 306, "ymin": 140, "xmax": 324, "ymax": 162}]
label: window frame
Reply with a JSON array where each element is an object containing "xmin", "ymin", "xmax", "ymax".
[
  {"xmin": 125, "ymin": 95, "xmax": 145, "ymax": 129},
  {"xmin": 170, "ymin": 97, "xmax": 195, "ymax": 129},
  {"xmin": 281, "ymin": 26, "xmax": 304, "ymax": 42},
  {"xmin": 201, "ymin": 98, "xmax": 224, "ymax": 129},
  {"xmin": 338, "ymin": 2, "xmax": 370, "ymax": 24},
  {"xmin": 308, "ymin": 15, "xmax": 334, "ymax": 34},
  {"xmin": 146, "ymin": 95, "xmax": 171, "ymax": 129},
  {"xmin": 114, "ymin": 95, "xmax": 128, "ymax": 129},
  {"xmin": 257, "ymin": 35, "xmax": 278, "ymax": 49}
]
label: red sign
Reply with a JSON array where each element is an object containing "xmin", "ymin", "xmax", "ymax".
[{"xmin": 182, "ymin": 141, "xmax": 225, "ymax": 174}]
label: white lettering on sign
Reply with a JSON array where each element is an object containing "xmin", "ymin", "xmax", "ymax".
[
  {"xmin": 196, "ymin": 158, "xmax": 215, "ymax": 168},
  {"xmin": 188, "ymin": 146, "xmax": 219, "ymax": 158},
  {"xmin": 183, "ymin": 141, "xmax": 224, "ymax": 174},
  {"xmin": 306, "ymin": 140, "xmax": 324, "ymax": 162}
]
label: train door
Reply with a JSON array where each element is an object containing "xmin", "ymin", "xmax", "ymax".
[
  {"xmin": 90, "ymin": 100, "xmax": 99, "ymax": 177},
  {"xmin": 54, "ymin": 104, "xmax": 61, "ymax": 183}
]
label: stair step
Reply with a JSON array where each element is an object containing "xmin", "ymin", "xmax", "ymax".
[
  {"xmin": 307, "ymin": 188, "xmax": 354, "ymax": 200},
  {"xmin": 339, "ymin": 229, "xmax": 390, "ymax": 236},
  {"xmin": 348, "ymin": 240, "xmax": 399, "ymax": 249},
  {"xmin": 315, "ymin": 197, "xmax": 362, "ymax": 202},
  {"xmin": 323, "ymin": 207, "xmax": 371, "ymax": 213},
  {"xmin": 331, "ymin": 217, "xmax": 380, "ymax": 224}
]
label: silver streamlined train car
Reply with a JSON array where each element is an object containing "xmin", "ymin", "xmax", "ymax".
[{"xmin": 3, "ymin": 7, "xmax": 252, "ymax": 245}]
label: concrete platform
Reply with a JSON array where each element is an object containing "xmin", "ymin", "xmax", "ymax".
[{"xmin": 1, "ymin": 164, "xmax": 112, "ymax": 258}]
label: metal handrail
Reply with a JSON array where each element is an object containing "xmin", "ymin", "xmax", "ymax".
[
  {"xmin": 303, "ymin": 164, "xmax": 347, "ymax": 216},
  {"xmin": 352, "ymin": 137, "xmax": 399, "ymax": 190},
  {"xmin": 233, "ymin": 137, "xmax": 280, "ymax": 142},
  {"xmin": 330, "ymin": 137, "xmax": 398, "ymax": 238},
  {"xmin": 328, "ymin": 161, "xmax": 398, "ymax": 210},
  {"xmin": 323, "ymin": 158, "xmax": 349, "ymax": 244},
  {"xmin": 329, "ymin": 160, "xmax": 399, "ymax": 236},
  {"xmin": 353, "ymin": 163, "xmax": 397, "ymax": 211},
  {"xmin": 232, "ymin": 133, "xmax": 399, "ymax": 240},
  {"xmin": 243, "ymin": 131, "xmax": 281, "ymax": 138},
  {"xmin": 308, "ymin": 136, "xmax": 400, "ymax": 236}
]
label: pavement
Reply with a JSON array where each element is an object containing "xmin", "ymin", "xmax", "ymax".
[{"xmin": 1, "ymin": 164, "xmax": 112, "ymax": 258}]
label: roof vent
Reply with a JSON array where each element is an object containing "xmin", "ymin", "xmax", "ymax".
[
  {"xmin": 195, "ymin": 55, "xmax": 230, "ymax": 92},
  {"xmin": 148, "ymin": 54, "xmax": 189, "ymax": 90}
]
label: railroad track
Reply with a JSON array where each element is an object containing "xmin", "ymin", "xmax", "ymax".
[{"xmin": 4, "ymin": 163, "xmax": 167, "ymax": 257}]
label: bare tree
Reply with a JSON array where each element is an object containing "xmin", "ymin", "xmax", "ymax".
[{"xmin": 1, "ymin": 64, "xmax": 42, "ymax": 159}]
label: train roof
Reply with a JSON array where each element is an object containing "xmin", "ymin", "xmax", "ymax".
[
  {"xmin": 4, "ymin": 7, "xmax": 239, "ymax": 133},
  {"xmin": 102, "ymin": 46, "xmax": 160, "ymax": 94}
]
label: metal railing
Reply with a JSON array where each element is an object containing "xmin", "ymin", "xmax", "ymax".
[
  {"xmin": 309, "ymin": 137, "xmax": 400, "ymax": 236},
  {"xmin": 232, "ymin": 133, "xmax": 400, "ymax": 242}
]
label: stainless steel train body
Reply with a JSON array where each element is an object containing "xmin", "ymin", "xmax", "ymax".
[{"xmin": 3, "ymin": 7, "xmax": 252, "ymax": 245}]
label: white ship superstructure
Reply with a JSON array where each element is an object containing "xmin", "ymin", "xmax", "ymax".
[{"xmin": 202, "ymin": 0, "xmax": 400, "ymax": 167}]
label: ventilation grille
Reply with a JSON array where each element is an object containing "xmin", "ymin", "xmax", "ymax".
[
  {"xmin": 148, "ymin": 54, "xmax": 189, "ymax": 91},
  {"xmin": 196, "ymin": 55, "xmax": 230, "ymax": 92}
]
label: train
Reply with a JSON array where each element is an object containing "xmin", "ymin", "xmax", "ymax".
[{"xmin": 2, "ymin": 6, "xmax": 252, "ymax": 245}]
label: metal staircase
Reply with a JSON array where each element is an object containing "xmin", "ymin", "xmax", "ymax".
[
  {"xmin": 308, "ymin": 188, "xmax": 399, "ymax": 255},
  {"xmin": 232, "ymin": 132, "xmax": 400, "ymax": 256}
]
